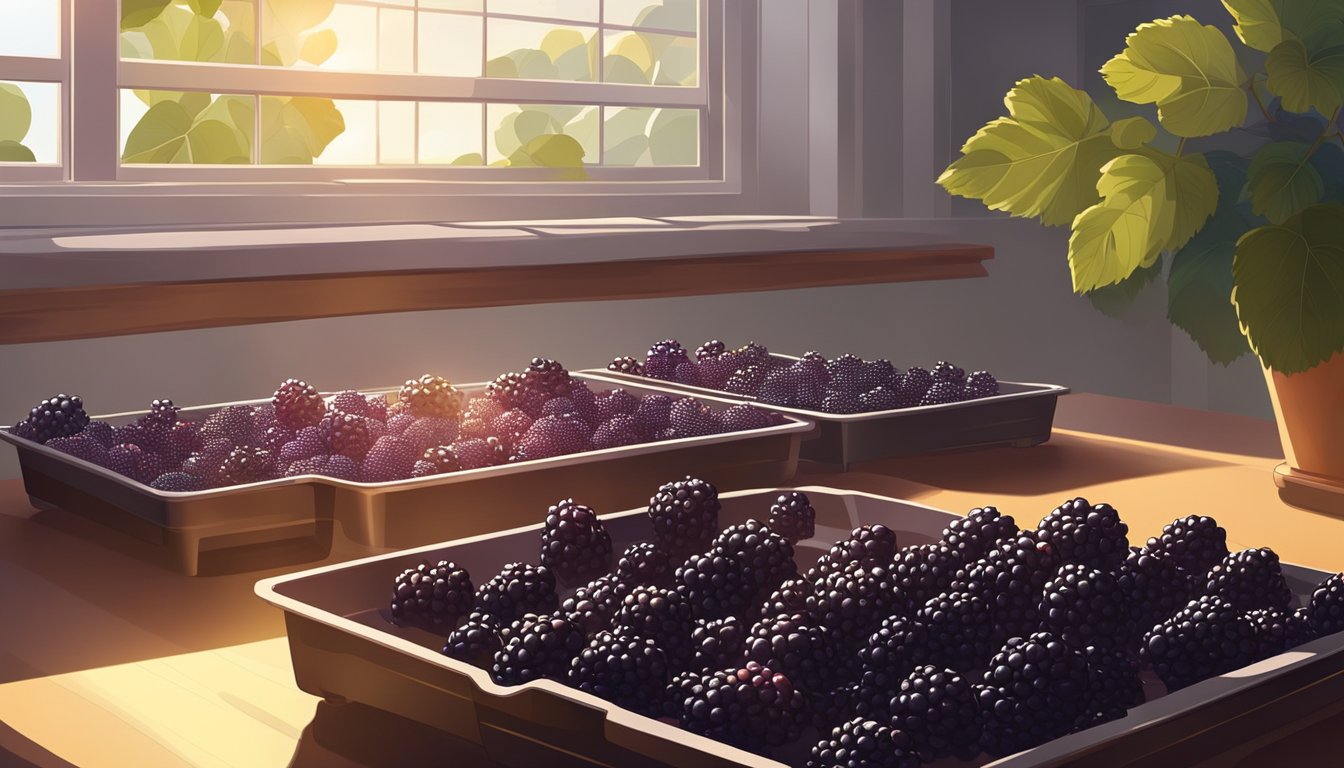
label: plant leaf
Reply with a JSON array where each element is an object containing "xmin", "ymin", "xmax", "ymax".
[
  {"xmin": 0, "ymin": 83, "xmax": 32, "ymax": 144},
  {"xmin": 121, "ymin": 0, "xmax": 171, "ymax": 30},
  {"xmin": 300, "ymin": 29, "xmax": 338, "ymax": 65},
  {"xmin": 507, "ymin": 134, "xmax": 587, "ymax": 180},
  {"xmin": 1266, "ymin": 23, "xmax": 1344, "ymax": 115},
  {"xmin": 1162, "ymin": 152, "xmax": 1221, "ymax": 253},
  {"xmin": 0, "ymin": 140, "xmax": 36, "ymax": 162},
  {"xmin": 1086, "ymin": 258, "xmax": 1163, "ymax": 319},
  {"xmin": 1246, "ymin": 141, "xmax": 1324, "ymax": 223},
  {"xmin": 122, "ymin": 100, "xmax": 194, "ymax": 163},
  {"xmin": 938, "ymin": 76, "xmax": 1123, "ymax": 227},
  {"xmin": 1221, "ymin": 0, "xmax": 1344, "ymax": 53},
  {"xmin": 649, "ymin": 109, "xmax": 698, "ymax": 166},
  {"xmin": 188, "ymin": 0, "xmax": 224, "ymax": 17},
  {"xmin": 1101, "ymin": 16, "xmax": 1248, "ymax": 138},
  {"xmin": 1232, "ymin": 203, "xmax": 1344, "ymax": 372},
  {"xmin": 1110, "ymin": 116, "xmax": 1158, "ymax": 149}
]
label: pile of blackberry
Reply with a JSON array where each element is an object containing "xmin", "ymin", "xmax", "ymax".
[{"xmin": 616, "ymin": 337, "xmax": 1003, "ymax": 414}]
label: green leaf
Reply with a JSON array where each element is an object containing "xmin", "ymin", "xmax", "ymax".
[
  {"xmin": 604, "ymin": 54, "xmax": 651, "ymax": 84},
  {"xmin": 185, "ymin": 119, "xmax": 250, "ymax": 164},
  {"xmin": 1246, "ymin": 142, "xmax": 1324, "ymax": 224},
  {"xmin": 300, "ymin": 28, "xmax": 338, "ymax": 65},
  {"xmin": 1221, "ymin": 0, "xmax": 1344, "ymax": 53},
  {"xmin": 122, "ymin": 100, "xmax": 194, "ymax": 163},
  {"xmin": 1110, "ymin": 116, "xmax": 1158, "ymax": 149},
  {"xmin": 260, "ymin": 96, "xmax": 342, "ymax": 163},
  {"xmin": 1086, "ymin": 258, "xmax": 1163, "ymax": 319},
  {"xmin": 265, "ymin": 0, "xmax": 336, "ymax": 34},
  {"xmin": 1101, "ymin": 16, "xmax": 1248, "ymax": 138},
  {"xmin": 189, "ymin": 0, "xmax": 224, "ymax": 17},
  {"xmin": 121, "ymin": 0, "xmax": 171, "ymax": 30},
  {"xmin": 0, "ymin": 140, "xmax": 36, "ymax": 162},
  {"xmin": 648, "ymin": 109, "xmax": 697, "ymax": 166},
  {"xmin": 507, "ymin": 134, "xmax": 587, "ymax": 180},
  {"xmin": 937, "ymin": 76, "xmax": 1123, "ymax": 227},
  {"xmin": 486, "ymin": 50, "xmax": 557, "ymax": 80},
  {"xmin": 450, "ymin": 152, "xmax": 484, "ymax": 166},
  {"xmin": 0, "ymin": 83, "xmax": 32, "ymax": 143},
  {"xmin": 1265, "ymin": 24, "xmax": 1344, "ymax": 115},
  {"xmin": 1233, "ymin": 203, "xmax": 1344, "ymax": 372}
]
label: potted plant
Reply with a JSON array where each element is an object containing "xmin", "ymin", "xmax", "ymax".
[{"xmin": 939, "ymin": 2, "xmax": 1344, "ymax": 487}]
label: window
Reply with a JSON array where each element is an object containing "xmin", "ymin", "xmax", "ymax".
[{"xmin": 0, "ymin": 0, "xmax": 722, "ymax": 183}]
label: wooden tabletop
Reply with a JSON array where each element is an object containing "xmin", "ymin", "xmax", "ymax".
[{"xmin": 1, "ymin": 393, "xmax": 1341, "ymax": 768}]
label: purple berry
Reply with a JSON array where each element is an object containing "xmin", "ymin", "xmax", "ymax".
[{"xmin": 361, "ymin": 436, "xmax": 418, "ymax": 482}]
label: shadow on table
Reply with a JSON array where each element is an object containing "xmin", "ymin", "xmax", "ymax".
[
  {"xmin": 289, "ymin": 701, "xmax": 500, "ymax": 768},
  {"xmin": 0, "ymin": 719, "xmax": 79, "ymax": 768},
  {"xmin": 1054, "ymin": 393, "xmax": 1283, "ymax": 459}
]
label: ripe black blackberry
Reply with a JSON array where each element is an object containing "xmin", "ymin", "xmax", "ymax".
[
  {"xmin": 648, "ymin": 476, "xmax": 721, "ymax": 557},
  {"xmin": 1141, "ymin": 594, "xmax": 1256, "ymax": 691},
  {"xmin": 539, "ymin": 499, "xmax": 613, "ymax": 585},
  {"xmin": 632, "ymin": 393, "xmax": 673, "ymax": 435},
  {"xmin": 1306, "ymin": 572, "xmax": 1344, "ymax": 636},
  {"xmin": 950, "ymin": 530, "xmax": 1060, "ymax": 644},
  {"xmin": 919, "ymin": 382, "xmax": 963, "ymax": 407},
  {"xmin": 1036, "ymin": 497, "xmax": 1130, "ymax": 571},
  {"xmin": 746, "ymin": 612, "xmax": 841, "ymax": 694},
  {"xmin": 149, "ymin": 471, "xmax": 207, "ymax": 492},
  {"xmin": 285, "ymin": 453, "xmax": 359, "ymax": 481},
  {"xmin": 1144, "ymin": 515, "xmax": 1229, "ymax": 575},
  {"xmin": 667, "ymin": 397, "xmax": 718, "ymax": 437},
  {"xmin": 861, "ymin": 359, "xmax": 899, "ymax": 389},
  {"xmin": 806, "ymin": 718, "xmax": 921, "ymax": 768},
  {"xmin": 858, "ymin": 386, "xmax": 901, "ymax": 412},
  {"xmin": 513, "ymin": 413, "xmax": 591, "ymax": 461},
  {"xmin": 891, "ymin": 543, "xmax": 963, "ymax": 607},
  {"xmin": 711, "ymin": 519, "xmax": 798, "ymax": 600},
  {"xmin": 680, "ymin": 662, "xmax": 808, "ymax": 752},
  {"xmin": 965, "ymin": 371, "xmax": 1000, "ymax": 399},
  {"xmin": 759, "ymin": 576, "xmax": 815, "ymax": 619},
  {"xmin": 976, "ymin": 631, "xmax": 1088, "ymax": 756},
  {"xmin": 46, "ymin": 434, "xmax": 108, "ymax": 468},
  {"xmin": 560, "ymin": 573, "xmax": 626, "ymax": 636},
  {"xmin": 487, "ymin": 371, "xmax": 547, "ymax": 416},
  {"xmin": 491, "ymin": 614, "xmax": 585, "ymax": 685},
  {"xmin": 757, "ymin": 370, "xmax": 796, "ymax": 406},
  {"xmin": 695, "ymin": 339, "xmax": 726, "ymax": 360},
  {"xmin": 807, "ymin": 524, "xmax": 899, "ymax": 580},
  {"xmin": 219, "ymin": 446, "xmax": 276, "ymax": 485},
  {"xmin": 361, "ymin": 435, "xmax": 420, "ymax": 482},
  {"xmin": 272, "ymin": 379, "xmax": 324, "ymax": 431},
  {"xmin": 1246, "ymin": 608, "xmax": 1316, "ymax": 660},
  {"xmin": 616, "ymin": 541, "xmax": 672, "ymax": 587},
  {"xmin": 520, "ymin": 357, "xmax": 572, "ymax": 400},
  {"xmin": 83, "ymin": 420, "xmax": 115, "ymax": 448},
  {"xmin": 613, "ymin": 585, "xmax": 695, "ymax": 667},
  {"xmin": 401, "ymin": 417, "xmax": 461, "ymax": 454},
  {"xmin": 1080, "ymin": 646, "xmax": 1145, "ymax": 717},
  {"xmin": 847, "ymin": 667, "xmax": 905, "ymax": 721},
  {"xmin": 677, "ymin": 550, "xmax": 756, "ymax": 621},
  {"xmin": 321, "ymin": 411, "xmax": 372, "ymax": 459},
  {"xmin": 932, "ymin": 361, "xmax": 967, "ymax": 386},
  {"xmin": 821, "ymin": 390, "xmax": 863, "ymax": 414},
  {"xmin": 824, "ymin": 354, "xmax": 865, "ymax": 393},
  {"xmin": 1039, "ymin": 564, "xmax": 1134, "ymax": 650},
  {"xmin": 1204, "ymin": 548, "xmax": 1293, "ymax": 611},
  {"xmin": 644, "ymin": 340, "xmax": 690, "ymax": 380},
  {"xmin": 569, "ymin": 631, "xmax": 671, "ymax": 715},
  {"xmin": 767, "ymin": 490, "xmax": 816, "ymax": 544},
  {"xmin": 723, "ymin": 364, "xmax": 768, "ymax": 396},
  {"xmin": 390, "ymin": 559, "xmax": 474, "ymax": 629},
  {"xmin": 808, "ymin": 561, "xmax": 906, "ymax": 651},
  {"xmin": 889, "ymin": 665, "xmax": 981, "ymax": 761},
  {"xmin": 1117, "ymin": 548, "xmax": 1196, "ymax": 635},
  {"xmin": 917, "ymin": 591, "xmax": 996, "ymax": 673},
  {"xmin": 941, "ymin": 505, "xmax": 1019, "ymax": 562},
  {"xmin": 442, "ymin": 611, "xmax": 502, "ymax": 666},
  {"xmin": 200, "ymin": 404, "xmax": 258, "ymax": 446},
  {"xmin": 607, "ymin": 355, "xmax": 644, "ymax": 376},
  {"xmin": 691, "ymin": 616, "xmax": 747, "ymax": 674},
  {"xmin": 895, "ymin": 367, "xmax": 933, "ymax": 407},
  {"xmin": 473, "ymin": 562, "xmax": 559, "ymax": 623},
  {"xmin": 141, "ymin": 398, "xmax": 178, "ymax": 444},
  {"xmin": 720, "ymin": 404, "xmax": 771, "ymax": 434},
  {"xmin": 24, "ymin": 394, "xmax": 90, "ymax": 444},
  {"xmin": 857, "ymin": 614, "xmax": 930, "ymax": 678},
  {"xmin": 591, "ymin": 415, "xmax": 645, "ymax": 449}
]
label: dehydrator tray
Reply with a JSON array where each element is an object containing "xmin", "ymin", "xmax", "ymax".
[
  {"xmin": 587, "ymin": 359, "xmax": 1069, "ymax": 468},
  {"xmin": 1, "ymin": 375, "xmax": 811, "ymax": 575},
  {"xmin": 256, "ymin": 487, "xmax": 1344, "ymax": 768}
]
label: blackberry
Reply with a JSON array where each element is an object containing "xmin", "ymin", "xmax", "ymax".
[
  {"xmin": 691, "ymin": 616, "xmax": 748, "ymax": 674},
  {"xmin": 757, "ymin": 370, "xmax": 796, "ymax": 406},
  {"xmin": 767, "ymin": 490, "xmax": 816, "ymax": 544},
  {"xmin": 443, "ymin": 611, "xmax": 502, "ymax": 666},
  {"xmin": 807, "ymin": 561, "xmax": 906, "ymax": 650},
  {"xmin": 746, "ymin": 612, "xmax": 841, "ymax": 694},
  {"xmin": 664, "ymin": 669, "xmax": 708, "ymax": 718},
  {"xmin": 491, "ymin": 614, "xmax": 585, "ymax": 685},
  {"xmin": 648, "ymin": 476, "xmax": 720, "ymax": 557},
  {"xmin": 711, "ymin": 519, "xmax": 798, "ymax": 598},
  {"xmin": 1204, "ymin": 548, "xmax": 1292, "ymax": 611},
  {"xmin": 891, "ymin": 543, "xmax": 963, "ymax": 607},
  {"xmin": 894, "ymin": 367, "xmax": 932, "ymax": 407},
  {"xmin": 107, "ymin": 443, "xmax": 146, "ymax": 481},
  {"xmin": 410, "ymin": 460, "xmax": 438, "ymax": 478},
  {"xmin": 46, "ymin": 435, "xmax": 109, "ymax": 467},
  {"xmin": 390, "ymin": 560, "xmax": 474, "ymax": 629},
  {"xmin": 513, "ymin": 413, "xmax": 591, "ymax": 461},
  {"xmin": 498, "ymin": 613, "xmax": 545, "ymax": 645},
  {"xmin": 593, "ymin": 389, "xmax": 639, "ymax": 422},
  {"xmin": 695, "ymin": 339, "xmax": 726, "ymax": 360},
  {"xmin": 667, "ymin": 397, "xmax": 718, "ymax": 438},
  {"xmin": 616, "ymin": 541, "xmax": 672, "ymax": 587},
  {"xmin": 1141, "ymin": 594, "xmax": 1256, "ymax": 691},
  {"xmin": 976, "ymin": 631, "xmax": 1088, "ymax": 756},
  {"xmin": 83, "ymin": 421, "xmax": 115, "ymax": 448},
  {"xmin": 166, "ymin": 421, "xmax": 204, "ymax": 459},
  {"xmin": 1081, "ymin": 646, "xmax": 1145, "ymax": 716},
  {"xmin": 807, "ymin": 718, "xmax": 920, "ymax": 768},
  {"xmin": 396, "ymin": 374, "xmax": 462, "ymax": 420},
  {"xmin": 680, "ymin": 662, "xmax": 808, "ymax": 752},
  {"xmin": 673, "ymin": 361, "xmax": 700, "ymax": 385},
  {"xmin": 424, "ymin": 438, "xmax": 505, "ymax": 473},
  {"xmin": 808, "ymin": 524, "xmax": 899, "ymax": 580},
  {"xmin": 607, "ymin": 355, "xmax": 644, "ymax": 376},
  {"xmin": 676, "ymin": 550, "xmax": 757, "ymax": 621},
  {"xmin": 1144, "ymin": 515, "xmax": 1229, "ymax": 575},
  {"xmin": 539, "ymin": 499, "xmax": 613, "ymax": 585},
  {"xmin": 760, "ymin": 576, "xmax": 815, "ymax": 619},
  {"xmin": 1117, "ymin": 548, "xmax": 1196, "ymax": 635},
  {"xmin": 219, "ymin": 446, "xmax": 276, "ymax": 485},
  {"xmin": 491, "ymin": 409, "xmax": 535, "ymax": 447},
  {"xmin": 520, "ymin": 357, "xmax": 571, "ymax": 399},
  {"xmin": 591, "ymin": 415, "xmax": 645, "ymax": 449},
  {"xmin": 613, "ymin": 585, "xmax": 695, "ymax": 667},
  {"xmin": 965, "ymin": 371, "xmax": 1000, "ymax": 399},
  {"xmin": 200, "ymin": 404, "xmax": 258, "ymax": 446},
  {"xmin": 918, "ymin": 381, "xmax": 963, "ymax": 406},
  {"xmin": 561, "ymin": 573, "xmax": 626, "ymax": 636},
  {"xmin": 1306, "ymin": 573, "xmax": 1344, "ymax": 636},
  {"xmin": 801, "ymin": 350, "xmax": 826, "ymax": 361},
  {"xmin": 950, "ymin": 530, "xmax": 1060, "ymax": 644},
  {"xmin": 824, "ymin": 354, "xmax": 864, "ymax": 392},
  {"xmin": 857, "ymin": 614, "xmax": 930, "ymax": 678},
  {"xmin": 890, "ymin": 666, "xmax": 981, "ymax": 761},
  {"xmin": 330, "ymin": 390, "xmax": 380, "ymax": 421},
  {"xmin": 384, "ymin": 412, "xmax": 416, "ymax": 436},
  {"xmin": 1040, "ymin": 564, "xmax": 1134, "ymax": 650},
  {"xmin": 821, "ymin": 390, "xmax": 863, "ymax": 414},
  {"xmin": 261, "ymin": 423, "xmax": 293, "ymax": 454},
  {"xmin": 644, "ymin": 340, "xmax": 690, "ymax": 380},
  {"xmin": 932, "ymin": 361, "xmax": 967, "ymax": 386},
  {"xmin": 917, "ymin": 591, "xmax": 996, "ymax": 673},
  {"xmin": 473, "ymin": 562, "xmax": 559, "ymax": 623},
  {"xmin": 847, "ymin": 668, "xmax": 904, "ymax": 721},
  {"xmin": 149, "ymin": 471, "xmax": 207, "ymax": 492},
  {"xmin": 9, "ymin": 420, "xmax": 36, "ymax": 442},
  {"xmin": 272, "ymin": 379, "xmax": 324, "ymax": 431},
  {"xmin": 181, "ymin": 442, "xmax": 232, "ymax": 487},
  {"xmin": 320, "ymin": 411, "xmax": 372, "ymax": 459},
  {"xmin": 540, "ymin": 397, "xmax": 578, "ymax": 420},
  {"xmin": 284, "ymin": 453, "xmax": 360, "ymax": 481},
  {"xmin": 723, "ymin": 364, "xmax": 768, "ymax": 396},
  {"xmin": 279, "ymin": 426, "xmax": 327, "ymax": 464},
  {"xmin": 568, "ymin": 631, "xmax": 669, "ymax": 713},
  {"xmin": 696, "ymin": 356, "xmax": 736, "ymax": 389},
  {"xmin": 1036, "ymin": 497, "xmax": 1130, "ymax": 571},
  {"xmin": 633, "ymin": 393, "xmax": 674, "ymax": 435},
  {"xmin": 139, "ymin": 398, "xmax": 178, "ymax": 449},
  {"xmin": 487, "ymin": 371, "xmax": 546, "ymax": 416},
  {"xmin": 24, "ymin": 394, "xmax": 90, "ymax": 443},
  {"xmin": 858, "ymin": 386, "xmax": 900, "ymax": 412},
  {"xmin": 400, "ymin": 417, "xmax": 460, "ymax": 454},
  {"xmin": 720, "ymin": 403, "xmax": 770, "ymax": 433},
  {"xmin": 1247, "ymin": 608, "xmax": 1316, "ymax": 659},
  {"xmin": 859, "ymin": 359, "xmax": 898, "ymax": 390},
  {"xmin": 940, "ymin": 508, "xmax": 1010, "ymax": 562},
  {"xmin": 360, "ymin": 435, "xmax": 419, "ymax": 482},
  {"xmin": 734, "ymin": 341, "xmax": 771, "ymax": 361}
]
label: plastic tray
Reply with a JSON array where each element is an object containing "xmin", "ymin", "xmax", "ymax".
[
  {"xmin": 1, "ymin": 375, "xmax": 810, "ymax": 573},
  {"xmin": 586, "ymin": 358, "xmax": 1069, "ymax": 469},
  {"xmin": 256, "ymin": 487, "xmax": 1344, "ymax": 768}
]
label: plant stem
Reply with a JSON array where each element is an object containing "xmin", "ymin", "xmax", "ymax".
[
  {"xmin": 1306, "ymin": 108, "xmax": 1341, "ymax": 158},
  {"xmin": 1176, "ymin": 137, "xmax": 1187, "ymax": 157},
  {"xmin": 1249, "ymin": 77, "xmax": 1275, "ymax": 122}
]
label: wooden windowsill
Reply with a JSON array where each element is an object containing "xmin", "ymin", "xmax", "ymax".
[{"xmin": 0, "ymin": 216, "xmax": 993, "ymax": 344}]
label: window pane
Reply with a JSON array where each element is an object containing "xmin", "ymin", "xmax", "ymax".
[
  {"xmin": 486, "ymin": 19, "xmax": 596, "ymax": 81},
  {"xmin": 603, "ymin": 106, "xmax": 697, "ymax": 166},
  {"xmin": 379, "ymin": 100, "xmax": 416, "ymax": 164},
  {"xmin": 378, "ymin": 7, "xmax": 414, "ymax": 72},
  {"xmin": 421, "ymin": 0, "xmax": 482, "ymax": 9},
  {"xmin": 603, "ymin": 30, "xmax": 696, "ymax": 85},
  {"xmin": 605, "ymin": 0, "xmax": 697, "ymax": 34},
  {"xmin": 488, "ymin": 0, "xmax": 598, "ymax": 23},
  {"xmin": 120, "ymin": 1, "xmax": 258, "ymax": 65},
  {"xmin": 120, "ymin": 90, "xmax": 255, "ymax": 164},
  {"xmin": 0, "ymin": 81, "xmax": 59, "ymax": 164},
  {"xmin": 487, "ymin": 103, "xmax": 597, "ymax": 169},
  {"xmin": 260, "ymin": 95, "xmax": 349, "ymax": 164},
  {"xmin": 291, "ymin": 3, "xmax": 372, "ymax": 71},
  {"xmin": 0, "ymin": 0, "xmax": 60, "ymax": 59},
  {"xmin": 419, "ymin": 12, "xmax": 482, "ymax": 76},
  {"xmin": 419, "ymin": 102, "xmax": 483, "ymax": 165}
]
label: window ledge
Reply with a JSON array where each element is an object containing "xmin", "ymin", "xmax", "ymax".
[{"xmin": 0, "ymin": 216, "xmax": 993, "ymax": 343}]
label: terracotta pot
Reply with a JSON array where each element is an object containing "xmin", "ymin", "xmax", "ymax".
[{"xmin": 1265, "ymin": 350, "xmax": 1344, "ymax": 479}]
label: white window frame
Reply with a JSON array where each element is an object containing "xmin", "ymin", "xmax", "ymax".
[{"xmin": 0, "ymin": 0, "xmax": 70, "ymax": 182}]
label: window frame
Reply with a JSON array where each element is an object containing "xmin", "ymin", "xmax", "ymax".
[{"xmin": 0, "ymin": 0, "xmax": 69, "ymax": 181}]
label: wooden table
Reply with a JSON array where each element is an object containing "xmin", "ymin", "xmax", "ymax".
[{"xmin": 1, "ymin": 394, "xmax": 1341, "ymax": 767}]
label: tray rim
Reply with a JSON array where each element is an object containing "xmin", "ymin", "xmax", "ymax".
[
  {"xmin": 253, "ymin": 486, "xmax": 1344, "ymax": 768},
  {"xmin": 0, "ymin": 373, "xmax": 813, "ymax": 501}
]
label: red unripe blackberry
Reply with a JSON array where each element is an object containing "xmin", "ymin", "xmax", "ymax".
[{"xmin": 272, "ymin": 379, "xmax": 324, "ymax": 431}]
